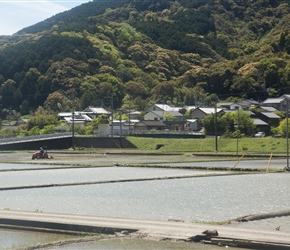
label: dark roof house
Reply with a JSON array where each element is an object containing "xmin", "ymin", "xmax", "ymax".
[
  {"xmin": 144, "ymin": 110, "xmax": 184, "ymax": 121},
  {"xmin": 82, "ymin": 106, "xmax": 110, "ymax": 118},
  {"xmin": 262, "ymin": 98, "xmax": 287, "ymax": 111},
  {"xmin": 190, "ymin": 107, "xmax": 224, "ymax": 120},
  {"xmin": 258, "ymin": 112, "xmax": 281, "ymax": 127},
  {"xmin": 134, "ymin": 120, "xmax": 166, "ymax": 131}
]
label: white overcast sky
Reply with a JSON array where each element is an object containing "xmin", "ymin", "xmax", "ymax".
[{"xmin": 0, "ymin": 0, "xmax": 92, "ymax": 35}]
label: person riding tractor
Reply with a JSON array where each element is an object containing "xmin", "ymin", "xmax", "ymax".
[
  {"xmin": 39, "ymin": 147, "xmax": 44, "ymax": 157},
  {"xmin": 31, "ymin": 146, "xmax": 53, "ymax": 159}
]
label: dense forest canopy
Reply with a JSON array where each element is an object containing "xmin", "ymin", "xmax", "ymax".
[{"xmin": 0, "ymin": 0, "xmax": 290, "ymax": 118}]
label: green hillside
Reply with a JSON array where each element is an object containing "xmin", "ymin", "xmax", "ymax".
[{"xmin": 0, "ymin": 0, "xmax": 289, "ymax": 116}]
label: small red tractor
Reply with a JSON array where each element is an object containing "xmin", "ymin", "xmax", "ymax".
[{"xmin": 31, "ymin": 147, "xmax": 53, "ymax": 159}]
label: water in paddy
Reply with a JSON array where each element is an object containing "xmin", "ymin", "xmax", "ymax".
[
  {"xmin": 0, "ymin": 165, "xmax": 226, "ymax": 188},
  {"xmin": 0, "ymin": 228, "xmax": 76, "ymax": 249},
  {"xmin": 0, "ymin": 163, "xmax": 289, "ymax": 249},
  {"xmin": 1, "ymin": 172, "xmax": 289, "ymax": 222}
]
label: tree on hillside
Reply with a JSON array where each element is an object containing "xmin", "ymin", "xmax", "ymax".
[
  {"xmin": 121, "ymin": 94, "xmax": 138, "ymax": 110},
  {"xmin": 0, "ymin": 0, "xmax": 290, "ymax": 116},
  {"xmin": 151, "ymin": 81, "xmax": 175, "ymax": 102},
  {"xmin": 44, "ymin": 92, "xmax": 72, "ymax": 113},
  {"xmin": 80, "ymin": 79, "xmax": 100, "ymax": 109},
  {"xmin": 125, "ymin": 80, "xmax": 149, "ymax": 98},
  {"xmin": 0, "ymin": 79, "xmax": 16, "ymax": 111}
]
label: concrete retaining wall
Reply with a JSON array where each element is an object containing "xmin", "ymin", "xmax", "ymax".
[
  {"xmin": 0, "ymin": 137, "xmax": 136, "ymax": 150},
  {"xmin": 0, "ymin": 137, "xmax": 72, "ymax": 150}
]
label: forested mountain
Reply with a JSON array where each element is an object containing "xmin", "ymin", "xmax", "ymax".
[{"xmin": 0, "ymin": 0, "xmax": 290, "ymax": 117}]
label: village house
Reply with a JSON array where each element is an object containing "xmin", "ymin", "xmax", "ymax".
[
  {"xmin": 58, "ymin": 112, "xmax": 92, "ymax": 124},
  {"xmin": 123, "ymin": 110, "xmax": 141, "ymax": 120},
  {"xmin": 186, "ymin": 119, "xmax": 201, "ymax": 131},
  {"xmin": 252, "ymin": 118, "xmax": 269, "ymax": 135},
  {"xmin": 58, "ymin": 106, "xmax": 110, "ymax": 123},
  {"xmin": 217, "ymin": 102, "xmax": 236, "ymax": 110},
  {"xmin": 261, "ymin": 97, "xmax": 287, "ymax": 111},
  {"xmin": 259, "ymin": 106, "xmax": 277, "ymax": 112},
  {"xmin": 81, "ymin": 106, "xmax": 111, "ymax": 118},
  {"xmin": 144, "ymin": 110, "xmax": 184, "ymax": 121},
  {"xmin": 190, "ymin": 107, "xmax": 224, "ymax": 120},
  {"xmin": 55, "ymin": 95, "xmax": 290, "ymax": 137},
  {"xmin": 258, "ymin": 112, "xmax": 281, "ymax": 127},
  {"xmin": 145, "ymin": 104, "xmax": 182, "ymax": 113},
  {"xmin": 134, "ymin": 120, "xmax": 166, "ymax": 131}
]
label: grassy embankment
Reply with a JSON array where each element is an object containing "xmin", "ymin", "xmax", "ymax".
[{"xmin": 126, "ymin": 136, "xmax": 287, "ymax": 156}]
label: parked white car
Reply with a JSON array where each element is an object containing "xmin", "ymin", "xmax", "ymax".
[{"xmin": 255, "ymin": 132, "xmax": 265, "ymax": 138}]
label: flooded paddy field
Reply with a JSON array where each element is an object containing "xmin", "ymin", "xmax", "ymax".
[
  {"xmin": 0, "ymin": 151, "xmax": 289, "ymax": 249},
  {"xmin": 0, "ymin": 228, "xmax": 77, "ymax": 250},
  {"xmin": 1, "ymin": 173, "xmax": 290, "ymax": 223},
  {"xmin": 0, "ymin": 165, "xmax": 231, "ymax": 188}
]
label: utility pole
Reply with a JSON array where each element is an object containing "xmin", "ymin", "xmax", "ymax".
[
  {"xmin": 236, "ymin": 106, "xmax": 240, "ymax": 158},
  {"xmin": 72, "ymin": 99, "xmax": 75, "ymax": 150},
  {"xmin": 286, "ymin": 98, "xmax": 289, "ymax": 170},
  {"xmin": 107, "ymin": 92, "xmax": 114, "ymax": 138},
  {"xmin": 128, "ymin": 106, "xmax": 131, "ymax": 136},
  {"xmin": 119, "ymin": 110, "xmax": 122, "ymax": 137},
  {"xmin": 111, "ymin": 93, "xmax": 114, "ymax": 137},
  {"xmin": 8, "ymin": 107, "xmax": 11, "ymax": 126},
  {"xmin": 215, "ymin": 103, "xmax": 218, "ymax": 152}
]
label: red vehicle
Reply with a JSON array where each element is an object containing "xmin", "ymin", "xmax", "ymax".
[{"xmin": 31, "ymin": 147, "xmax": 53, "ymax": 159}]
